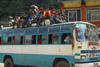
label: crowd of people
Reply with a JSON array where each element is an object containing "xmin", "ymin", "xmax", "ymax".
[{"xmin": 8, "ymin": 5, "xmax": 66, "ymax": 28}]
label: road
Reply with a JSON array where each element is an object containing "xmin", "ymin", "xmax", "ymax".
[{"xmin": 0, "ymin": 63, "xmax": 4, "ymax": 67}]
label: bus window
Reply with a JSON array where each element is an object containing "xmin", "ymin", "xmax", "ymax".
[
  {"xmin": 48, "ymin": 34, "xmax": 59, "ymax": 44},
  {"xmin": 14, "ymin": 36, "xmax": 23, "ymax": 45},
  {"xmin": 2, "ymin": 37, "xmax": 11, "ymax": 45},
  {"xmin": 25, "ymin": 35, "xmax": 36, "ymax": 45},
  {"xmin": 25, "ymin": 36, "xmax": 32, "ymax": 44},
  {"xmin": 38, "ymin": 35, "xmax": 47, "ymax": 44},
  {"xmin": 61, "ymin": 33, "xmax": 72, "ymax": 44},
  {"xmin": 32, "ymin": 35, "xmax": 36, "ymax": 44}
]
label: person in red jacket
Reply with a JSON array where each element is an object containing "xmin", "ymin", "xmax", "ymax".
[
  {"xmin": 43, "ymin": 6, "xmax": 51, "ymax": 25},
  {"xmin": 50, "ymin": 6, "xmax": 55, "ymax": 16},
  {"xmin": 43, "ymin": 6, "xmax": 51, "ymax": 19}
]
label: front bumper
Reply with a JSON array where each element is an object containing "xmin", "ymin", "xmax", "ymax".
[{"xmin": 75, "ymin": 62, "xmax": 100, "ymax": 67}]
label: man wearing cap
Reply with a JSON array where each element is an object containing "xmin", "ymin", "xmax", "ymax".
[
  {"xmin": 36, "ymin": 7, "xmax": 44, "ymax": 26},
  {"xmin": 8, "ymin": 16, "xmax": 14, "ymax": 27},
  {"xmin": 30, "ymin": 5, "xmax": 36, "ymax": 15},
  {"xmin": 20, "ymin": 12, "xmax": 27, "ymax": 28},
  {"xmin": 29, "ymin": 12, "xmax": 36, "ymax": 26},
  {"xmin": 52, "ymin": 10, "xmax": 61, "ymax": 24}
]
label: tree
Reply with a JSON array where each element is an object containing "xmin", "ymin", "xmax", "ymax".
[
  {"xmin": 0, "ymin": 0, "xmax": 23, "ymax": 17},
  {"xmin": 0, "ymin": 0, "xmax": 59, "ymax": 17}
]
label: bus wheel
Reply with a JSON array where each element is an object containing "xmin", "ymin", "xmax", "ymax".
[
  {"xmin": 55, "ymin": 61, "xmax": 69, "ymax": 67},
  {"xmin": 4, "ymin": 58, "xmax": 14, "ymax": 67}
]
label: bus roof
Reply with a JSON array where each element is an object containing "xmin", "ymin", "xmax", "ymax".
[
  {"xmin": 0, "ymin": 21, "xmax": 96, "ymax": 31},
  {"xmin": 50, "ymin": 21, "xmax": 96, "ymax": 27}
]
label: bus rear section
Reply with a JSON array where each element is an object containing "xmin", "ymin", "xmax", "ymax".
[{"xmin": 74, "ymin": 23, "xmax": 100, "ymax": 67}]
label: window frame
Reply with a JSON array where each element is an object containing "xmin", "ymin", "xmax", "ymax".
[
  {"xmin": 37, "ymin": 34, "xmax": 48, "ymax": 45},
  {"xmin": 65, "ymin": 8, "xmax": 81, "ymax": 22},
  {"xmin": 24, "ymin": 35, "xmax": 37, "ymax": 45},
  {"xmin": 48, "ymin": 33, "xmax": 60, "ymax": 45},
  {"xmin": 12, "ymin": 35, "xmax": 24, "ymax": 45},
  {"xmin": 86, "ymin": 7, "xmax": 100, "ymax": 21},
  {"xmin": 2, "ymin": 36, "xmax": 12, "ymax": 45}
]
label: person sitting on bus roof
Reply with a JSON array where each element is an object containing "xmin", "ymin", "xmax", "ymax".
[
  {"xmin": 58, "ymin": 9, "xmax": 66, "ymax": 22},
  {"xmin": 52, "ymin": 10, "xmax": 61, "ymax": 24},
  {"xmin": 36, "ymin": 7, "xmax": 44, "ymax": 26},
  {"xmin": 50, "ymin": 6, "xmax": 55, "ymax": 16},
  {"xmin": 30, "ymin": 5, "xmax": 36, "ymax": 15},
  {"xmin": 8, "ymin": 16, "xmax": 14, "ymax": 27},
  {"xmin": 20, "ymin": 12, "xmax": 27, "ymax": 28},
  {"xmin": 29, "ymin": 12, "xmax": 36, "ymax": 26},
  {"xmin": 43, "ymin": 6, "xmax": 51, "ymax": 26},
  {"xmin": 26, "ymin": 13, "xmax": 31, "ymax": 27},
  {"xmin": 58, "ymin": 9, "xmax": 66, "ymax": 19},
  {"xmin": 15, "ymin": 14, "xmax": 20, "ymax": 28}
]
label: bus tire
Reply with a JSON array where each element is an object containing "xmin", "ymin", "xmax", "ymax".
[
  {"xmin": 55, "ymin": 61, "xmax": 69, "ymax": 67},
  {"xmin": 4, "ymin": 58, "xmax": 14, "ymax": 67}
]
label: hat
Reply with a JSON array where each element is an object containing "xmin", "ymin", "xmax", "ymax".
[
  {"xmin": 31, "ymin": 5, "xmax": 35, "ymax": 9},
  {"xmin": 40, "ymin": 7, "xmax": 44, "ymax": 10},
  {"xmin": 9, "ymin": 16, "xmax": 13, "ymax": 19}
]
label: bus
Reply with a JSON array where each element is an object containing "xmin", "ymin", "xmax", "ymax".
[{"xmin": 0, "ymin": 21, "xmax": 99, "ymax": 67}]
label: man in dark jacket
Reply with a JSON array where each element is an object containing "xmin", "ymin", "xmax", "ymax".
[{"xmin": 52, "ymin": 10, "xmax": 61, "ymax": 24}]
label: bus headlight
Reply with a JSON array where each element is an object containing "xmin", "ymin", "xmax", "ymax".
[{"xmin": 81, "ymin": 55, "xmax": 86, "ymax": 60}]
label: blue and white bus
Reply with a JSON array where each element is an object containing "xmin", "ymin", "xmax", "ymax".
[{"xmin": 0, "ymin": 21, "xmax": 99, "ymax": 67}]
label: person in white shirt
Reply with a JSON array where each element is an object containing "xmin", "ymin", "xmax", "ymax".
[
  {"xmin": 15, "ymin": 14, "xmax": 20, "ymax": 28},
  {"xmin": 8, "ymin": 16, "xmax": 14, "ymax": 26},
  {"xmin": 64, "ymin": 34, "xmax": 72, "ymax": 44}
]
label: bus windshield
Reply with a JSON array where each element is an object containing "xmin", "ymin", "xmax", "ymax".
[{"xmin": 76, "ymin": 23, "xmax": 99, "ymax": 42}]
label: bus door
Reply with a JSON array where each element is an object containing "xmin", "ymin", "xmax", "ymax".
[{"xmin": 60, "ymin": 31, "xmax": 73, "ymax": 54}]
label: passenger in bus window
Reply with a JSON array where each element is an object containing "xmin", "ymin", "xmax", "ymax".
[
  {"xmin": 37, "ymin": 39, "xmax": 41, "ymax": 44},
  {"xmin": 13, "ymin": 37, "xmax": 15, "ymax": 45},
  {"xmin": 64, "ymin": 34, "xmax": 72, "ymax": 44},
  {"xmin": 8, "ymin": 37, "xmax": 11, "ymax": 45},
  {"xmin": 52, "ymin": 34, "xmax": 59, "ymax": 44}
]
